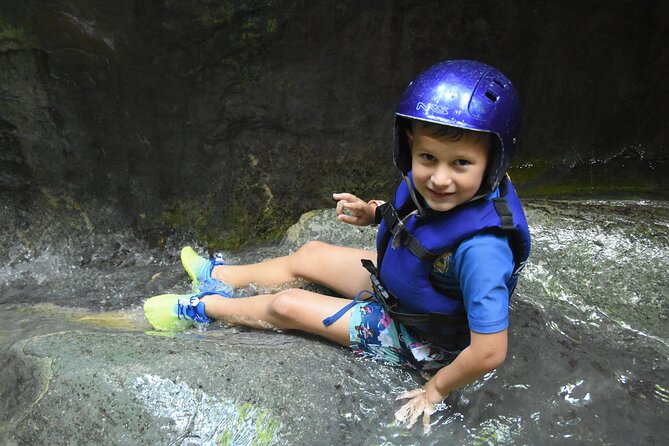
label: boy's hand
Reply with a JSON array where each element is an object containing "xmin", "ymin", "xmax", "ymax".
[
  {"xmin": 333, "ymin": 193, "xmax": 375, "ymax": 226},
  {"xmin": 394, "ymin": 383, "xmax": 445, "ymax": 434}
]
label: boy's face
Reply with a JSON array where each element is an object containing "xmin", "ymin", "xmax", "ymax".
[{"xmin": 408, "ymin": 124, "xmax": 490, "ymax": 212}]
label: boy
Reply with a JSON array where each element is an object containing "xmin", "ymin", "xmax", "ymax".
[{"xmin": 145, "ymin": 60, "xmax": 530, "ymax": 432}]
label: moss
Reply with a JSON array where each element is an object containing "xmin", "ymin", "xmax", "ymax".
[
  {"xmin": 508, "ymin": 157, "xmax": 669, "ymax": 199},
  {"xmin": 218, "ymin": 196, "xmax": 296, "ymax": 250},
  {"xmin": 217, "ymin": 402, "xmax": 280, "ymax": 446},
  {"xmin": 522, "ymin": 182, "xmax": 662, "ymax": 198},
  {"xmin": 26, "ymin": 188, "xmax": 95, "ymax": 236},
  {"xmin": 161, "ymin": 189, "xmax": 295, "ymax": 251},
  {"xmin": 161, "ymin": 193, "xmax": 220, "ymax": 247},
  {"xmin": 266, "ymin": 18, "xmax": 278, "ymax": 33},
  {"xmin": 0, "ymin": 20, "xmax": 39, "ymax": 51},
  {"xmin": 200, "ymin": 2, "xmax": 234, "ymax": 27},
  {"xmin": 318, "ymin": 151, "xmax": 396, "ymax": 200}
]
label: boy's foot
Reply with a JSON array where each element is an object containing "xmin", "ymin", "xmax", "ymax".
[
  {"xmin": 180, "ymin": 246, "xmax": 233, "ymax": 296},
  {"xmin": 144, "ymin": 291, "xmax": 225, "ymax": 332}
]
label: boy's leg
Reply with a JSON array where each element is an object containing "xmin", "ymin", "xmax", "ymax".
[
  {"xmin": 200, "ymin": 289, "xmax": 354, "ymax": 346},
  {"xmin": 213, "ymin": 241, "xmax": 375, "ymax": 299}
]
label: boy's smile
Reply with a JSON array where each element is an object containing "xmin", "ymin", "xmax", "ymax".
[{"xmin": 408, "ymin": 124, "xmax": 490, "ymax": 212}]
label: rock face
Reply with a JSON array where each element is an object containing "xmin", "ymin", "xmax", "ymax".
[
  {"xmin": 0, "ymin": 202, "xmax": 667, "ymax": 445},
  {"xmin": 1, "ymin": 3, "xmax": 667, "ymax": 443},
  {"xmin": 0, "ymin": 3, "xmax": 667, "ymax": 442},
  {"xmin": 1, "ymin": 1, "xmax": 668, "ymax": 246},
  {"xmin": 5, "ymin": 329, "xmax": 412, "ymax": 445}
]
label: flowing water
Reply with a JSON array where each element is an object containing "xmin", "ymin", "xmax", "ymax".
[{"xmin": 0, "ymin": 199, "xmax": 667, "ymax": 445}]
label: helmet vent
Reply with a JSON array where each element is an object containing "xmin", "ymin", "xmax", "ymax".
[
  {"xmin": 493, "ymin": 79, "xmax": 505, "ymax": 88},
  {"xmin": 485, "ymin": 91, "xmax": 499, "ymax": 102}
]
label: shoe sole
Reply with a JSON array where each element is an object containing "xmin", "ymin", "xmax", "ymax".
[{"xmin": 180, "ymin": 246, "xmax": 202, "ymax": 292}]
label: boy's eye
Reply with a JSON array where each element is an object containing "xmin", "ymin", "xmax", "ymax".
[
  {"xmin": 420, "ymin": 154, "xmax": 436, "ymax": 161},
  {"xmin": 454, "ymin": 159, "xmax": 471, "ymax": 166}
]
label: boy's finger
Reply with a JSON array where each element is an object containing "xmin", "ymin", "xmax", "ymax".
[
  {"xmin": 394, "ymin": 406, "xmax": 408, "ymax": 422},
  {"xmin": 407, "ymin": 405, "xmax": 422, "ymax": 429},
  {"xmin": 396, "ymin": 389, "xmax": 424, "ymax": 400},
  {"xmin": 422, "ymin": 409, "xmax": 432, "ymax": 433},
  {"xmin": 332, "ymin": 192, "xmax": 354, "ymax": 201}
]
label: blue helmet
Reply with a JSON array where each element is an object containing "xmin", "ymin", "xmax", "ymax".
[{"xmin": 393, "ymin": 60, "xmax": 521, "ymax": 195}]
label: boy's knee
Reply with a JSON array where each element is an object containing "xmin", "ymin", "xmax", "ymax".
[
  {"xmin": 292, "ymin": 241, "xmax": 329, "ymax": 272},
  {"xmin": 267, "ymin": 289, "xmax": 301, "ymax": 321},
  {"xmin": 296, "ymin": 240, "xmax": 327, "ymax": 258}
]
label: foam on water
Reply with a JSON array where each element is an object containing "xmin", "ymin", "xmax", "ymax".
[{"xmin": 132, "ymin": 374, "xmax": 281, "ymax": 445}]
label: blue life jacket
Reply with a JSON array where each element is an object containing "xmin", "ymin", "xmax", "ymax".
[{"xmin": 368, "ymin": 176, "xmax": 531, "ymax": 347}]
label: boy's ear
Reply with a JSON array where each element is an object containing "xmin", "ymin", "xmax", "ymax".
[{"xmin": 405, "ymin": 127, "xmax": 414, "ymax": 148}]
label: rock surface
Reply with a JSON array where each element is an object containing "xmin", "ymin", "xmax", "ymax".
[
  {"xmin": 1, "ymin": 1, "xmax": 668, "ymax": 247},
  {"xmin": 1, "ymin": 202, "xmax": 667, "ymax": 445}
]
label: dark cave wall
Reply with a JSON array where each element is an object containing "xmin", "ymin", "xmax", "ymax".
[{"xmin": 1, "ymin": 0, "xmax": 667, "ymax": 247}]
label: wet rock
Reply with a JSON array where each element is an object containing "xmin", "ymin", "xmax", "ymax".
[
  {"xmin": 2, "ymin": 329, "xmax": 413, "ymax": 445},
  {"xmin": 281, "ymin": 209, "xmax": 377, "ymax": 250},
  {"xmin": 0, "ymin": 201, "xmax": 667, "ymax": 444},
  {"xmin": 521, "ymin": 199, "xmax": 669, "ymax": 340}
]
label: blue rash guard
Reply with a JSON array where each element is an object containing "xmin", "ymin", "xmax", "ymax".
[{"xmin": 431, "ymin": 229, "xmax": 514, "ymax": 334}]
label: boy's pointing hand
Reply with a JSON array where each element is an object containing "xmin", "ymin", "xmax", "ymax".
[{"xmin": 333, "ymin": 193, "xmax": 375, "ymax": 226}]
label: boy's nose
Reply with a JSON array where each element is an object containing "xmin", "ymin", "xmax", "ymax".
[{"xmin": 431, "ymin": 167, "xmax": 454, "ymax": 188}]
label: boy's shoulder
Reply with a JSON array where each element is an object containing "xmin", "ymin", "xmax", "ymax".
[
  {"xmin": 448, "ymin": 229, "xmax": 514, "ymax": 272},
  {"xmin": 456, "ymin": 229, "xmax": 513, "ymax": 256}
]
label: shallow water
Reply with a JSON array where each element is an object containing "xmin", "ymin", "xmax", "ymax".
[{"xmin": 0, "ymin": 199, "xmax": 667, "ymax": 445}]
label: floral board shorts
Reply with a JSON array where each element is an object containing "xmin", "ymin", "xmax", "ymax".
[{"xmin": 349, "ymin": 301, "xmax": 460, "ymax": 371}]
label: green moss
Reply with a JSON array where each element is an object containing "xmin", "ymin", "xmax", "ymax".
[
  {"xmin": 523, "ymin": 182, "xmax": 660, "ymax": 197},
  {"xmin": 266, "ymin": 18, "xmax": 278, "ymax": 33},
  {"xmin": 0, "ymin": 20, "xmax": 39, "ymax": 51},
  {"xmin": 161, "ymin": 188, "xmax": 295, "ymax": 251},
  {"xmin": 200, "ymin": 2, "xmax": 234, "ymax": 27},
  {"xmin": 212, "ymin": 202, "xmax": 294, "ymax": 251},
  {"xmin": 468, "ymin": 420, "xmax": 520, "ymax": 445},
  {"xmin": 162, "ymin": 196, "xmax": 214, "ymax": 237},
  {"xmin": 217, "ymin": 403, "xmax": 280, "ymax": 446},
  {"xmin": 319, "ymin": 151, "xmax": 396, "ymax": 200},
  {"xmin": 508, "ymin": 157, "xmax": 669, "ymax": 199}
]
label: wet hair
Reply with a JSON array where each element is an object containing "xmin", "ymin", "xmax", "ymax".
[{"xmin": 407, "ymin": 119, "xmax": 492, "ymax": 150}]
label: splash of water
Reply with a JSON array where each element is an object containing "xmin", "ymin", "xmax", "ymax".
[{"xmin": 132, "ymin": 374, "xmax": 281, "ymax": 445}]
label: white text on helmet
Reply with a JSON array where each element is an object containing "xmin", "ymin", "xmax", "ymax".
[{"xmin": 416, "ymin": 102, "xmax": 449, "ymax": 115}]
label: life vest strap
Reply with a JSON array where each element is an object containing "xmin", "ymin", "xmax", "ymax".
[
  {"xmin": 361, "ymin": 259, "xmax": 470, "ymax": 347},
  {"xmin": 380, "ymin": 203, "xmax": 438, "ymax": 263},
  {"xmin": 492, "ymin": 197, "xmax": 514, "ymax": 230}
]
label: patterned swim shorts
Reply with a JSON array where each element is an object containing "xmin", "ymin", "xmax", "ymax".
[{"xmin": 349, "ymin": 301, "xmax": 459, "ymax": 370}]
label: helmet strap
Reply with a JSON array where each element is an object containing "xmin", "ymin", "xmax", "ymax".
[{"xmin": 402, "ymin": 174, "xmax": 426, "ymax": 217}]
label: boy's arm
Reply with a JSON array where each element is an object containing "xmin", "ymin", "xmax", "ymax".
[{"xmin": 395, "ymin": 329, "xmax": 507, "ymax": 432}]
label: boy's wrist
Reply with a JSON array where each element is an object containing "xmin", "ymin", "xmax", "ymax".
[
  {"xmin": 425, "ymin": 377, "xmax": 448, "ymax": 404},
  {"xmin": 367, "ymin": 200, "xmax": 385, "ymax": 226}
]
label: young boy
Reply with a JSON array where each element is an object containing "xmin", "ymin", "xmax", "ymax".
[{"xmin": 145, "ymin": 60, "xmax": 530, "ymax": 432}]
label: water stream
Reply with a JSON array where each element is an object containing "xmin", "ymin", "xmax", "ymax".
[{"xmin": 0, "ymin": 199, "xmax": 667, "ymax": 445}]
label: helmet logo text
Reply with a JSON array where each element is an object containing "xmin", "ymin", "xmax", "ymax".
[{"xmin": 416, "ymin": 102, "xmax": 449, "ymax": 115}]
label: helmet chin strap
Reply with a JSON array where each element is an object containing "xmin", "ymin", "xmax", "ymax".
[{"xmin": 402, "ymin": 174, "xmax": 427, "ymax": 217}]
